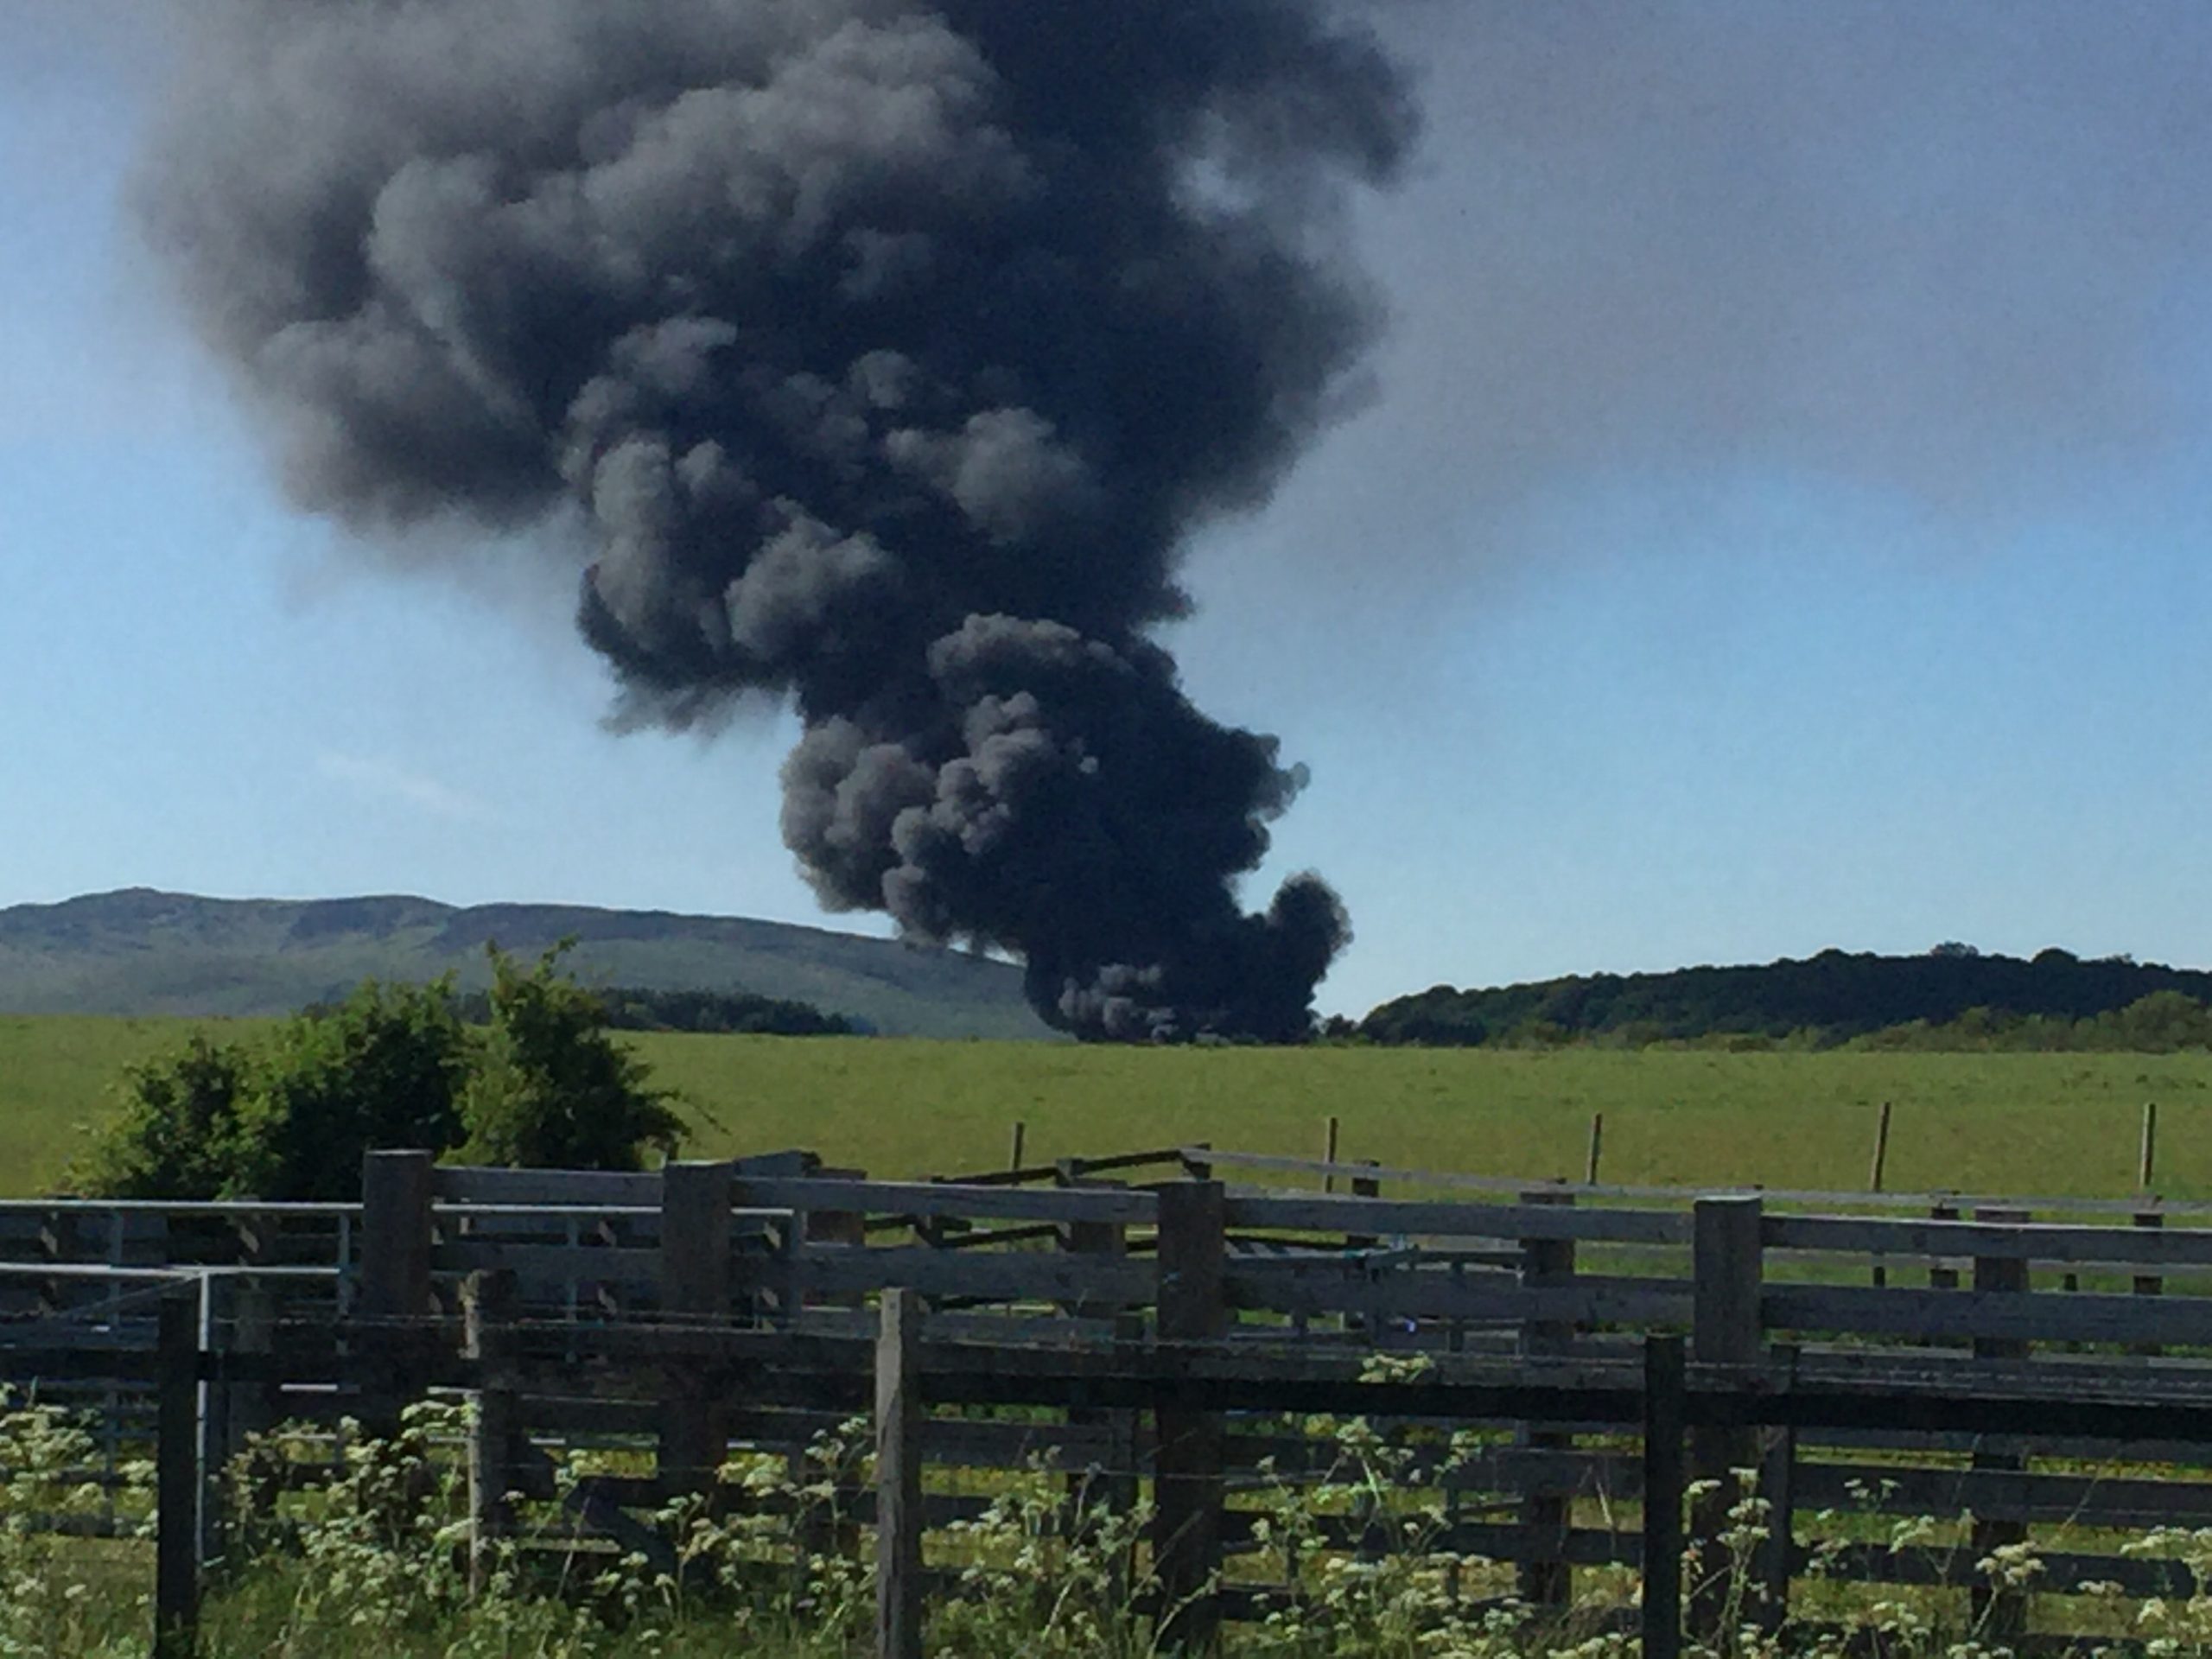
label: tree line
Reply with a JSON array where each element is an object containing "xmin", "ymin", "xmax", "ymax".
[{"xmin": 1354, "ymin": 945, "xmax": 2212, "ymax": 1049}]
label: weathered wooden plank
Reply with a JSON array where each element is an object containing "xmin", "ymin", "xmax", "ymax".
[
  {"xmin": 1767, "ymin": 1211, "xmax": 2212, "ymax": 1269},
  {"xmin": 738, "ymin": 1177, "xmax": 1156, "ymax": 1227},
  {"xmin": 438, "ymin": 1241, "xmax": 661, "ymax": 1286},
  {"xmin": 1225, "ymin": 1195, "xmax": 1688, "ymax": 1244},
  {"xmin": 432, "ymin": 1168, "xmax": 663, "ymax": 1207},
  {"xmin": 1195, "ymin": 1148, "xmax": 2212, "ymax": 1220},
  {"xmin": 1793, "ymin": 1461, "xmax": 2212, "ymax": 1528},
  {"xmin": 760, "ymin": 1248, "xmax": 1154, "ymax": 1304},
  {"xmin": 1764, "ymin": 1283, "xmax": 2212, "ymax": 1345},
  {"xmin": 1809, "ymin": 1541, "xmax": 2194, "ymax": 1599},
  {"xmin": 1226, "ymin": 1271, "xmax": 1688, "ymax": 1326}
]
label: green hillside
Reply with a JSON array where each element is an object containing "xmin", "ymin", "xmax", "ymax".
[{"xmin": 0, "ymin": 889, "xmax": 1052, "ymax": 1041}]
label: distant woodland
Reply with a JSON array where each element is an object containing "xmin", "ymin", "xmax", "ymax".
[
  {"xmin": 454, "ymin": 984, "xmax": 860, "ymax": 1037},
  {"xmin": 1355, "ymin": 946, "xmax": 2212, "ymax": 1051}
]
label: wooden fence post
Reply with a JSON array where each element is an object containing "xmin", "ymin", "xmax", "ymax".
[
  {"xmin": 875, "ymin": 1288, "xmax": 925, "ymax": 1659},
  {"xmin": 659, "ymin": 1160, "xmax": 733, "ymax": 1496},
  {"xmin": 359, "ymin": 1150, "xmax": 435, "ymax": 1434},
  {"xmin": 2133, "ymin": 1205, "xmax": 2165, "ymax": 1359},
  {"xmin": 155, "ymin": 1281, "xmax": 200, "ymax": 1659},
  {"xmin": 1345, "ymin": 1160, "xmax": 1382, "ymax": 1255},
  {"xmin": 1154, "ymin": 1179, "xmax": 1226, "ymax": 1652},
  {"xmin": 1060, "ymin": 1168, "xmax": 1129, "ymax": 1533},
  {"xmin": 2140, "ymin": 1101, "xmax": 2158, "ymax": 1191},
  {"xmin": 1517, "ymin": 1188, "xmax": 1576, "ymax": 1611},
  {"xmin": 1690, "ymin": 1194, "xmax": 1764, "ymax": 1642},
  {"xmin": 1586, "ymin": 1112, "xmax": 1604, "ymax": 1185},
  {"xmin": 1970, "ymin": 1206, "xmax": 2031, "ymax": 1645},
  {"xmin": 1322, "ymin": 1116, "xmax": 1340, "ymax": 1193},
  {"xmin": 1869, "ymin": 1103, "xmax": 1892, "ymax": 1287},
  {"xmin": 1009, "ymin": 1120, "xmax": 1027, "ymax": 1173},
  {"xmin": 461, "ymin": 1268, "xmax": 521, "ymax": 1592},
  {"xmin": 1868, "ymin": 1102, "xmax": 1892, "ymax": 1194},
  {"xmin": 1926, "ymin": 1198, "xmax": 1961, "ymax": 1353},
  {"xmin": 1754, "ymin": 1344, "xmax": 1800, "ymax": 1635},
  {"xmin": 212, "ymin": 1278, "xmax": 279, "ymax": 1565},
  {"xmin": 1643, "ymin": 1332, "xmax": 1687, "ymax": 1659}
]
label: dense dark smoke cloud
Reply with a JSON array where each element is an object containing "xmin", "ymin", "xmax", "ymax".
[{"xmin": 142, "ymin": 0, "xmax": 1409, "ymax": 1040}]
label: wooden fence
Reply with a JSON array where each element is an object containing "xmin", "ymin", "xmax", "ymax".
[{"xmin": 16, "ymin": 1143, "xmax": 2212, "ymax": 1654}]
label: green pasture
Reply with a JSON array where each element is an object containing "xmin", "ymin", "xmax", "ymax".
[{"xmin": 4, "ymin": 1014, "xmax": 2211, "ymax": 1200}]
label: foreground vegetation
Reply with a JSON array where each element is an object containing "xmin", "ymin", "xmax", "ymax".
[{"xmin": 13, "ymin": 1390, "xmax": 2212, "ymax": 1658}]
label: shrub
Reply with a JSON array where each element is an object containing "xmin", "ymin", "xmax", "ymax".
[
  {"xmin": 231, "ymin": 977, "xmax": 471, "ymax": 1200},
  {"xmin": 456, "ymin": 945, "xmax": 685, "ymax": 1172},
  {"xmin": 77, "ymin": 947, "xmax": 685, "ymax": 1200},
  {"xmin": 77, "ymin": 1033, "xmax": 257, "ymax": 1200}
]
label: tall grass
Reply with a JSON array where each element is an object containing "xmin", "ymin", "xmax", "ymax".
[{"xmin": 10, "ymin": 1389, "xmax": 2212, "ymax": 1657}]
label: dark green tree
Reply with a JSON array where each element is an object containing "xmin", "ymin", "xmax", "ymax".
[
  {"xmin": 79, "ymin": 948, "xmax": 687, "ymax": 1198},
  {"xmin": 78, "ymin": 1033, "xmax": 257, "ymax": 1199},
  {"xmin": 230, "ymin": 977, "xmax": 470, "ymax": 1199},
  {"xmin": 457, "ymin": 944, "xmax": 685, "ymax": 1171}
]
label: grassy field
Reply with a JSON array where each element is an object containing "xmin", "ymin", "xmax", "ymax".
[{"xmin": 5, "ymin": 1014, "xmax": 2212, "ymax": 1199}]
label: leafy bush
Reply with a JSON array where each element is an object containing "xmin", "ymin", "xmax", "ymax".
[
  {"xmin": 77, "ymin": 1033, "xmax": 258, "ymax": 1201},
  {"xmin": 457, "ymin": 947, "xmax": 684, "ymax": 1171},
  {"xmin": 76, "ymin": 946, "xmax": 685, "ymax": 1199},
  {"xmin": 232, "ymin": 977, "xmax": 471, "ymax": 1201}
]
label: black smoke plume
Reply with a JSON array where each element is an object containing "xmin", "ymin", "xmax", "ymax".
[{"xmin": 141, "ymin": 0, "xmax": 1414, "ymax": 1040}]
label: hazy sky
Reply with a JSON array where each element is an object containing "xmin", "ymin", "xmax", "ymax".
[{"xmin": 8, "ymin": 2, "xmax": 2212, "ymax": 1019}]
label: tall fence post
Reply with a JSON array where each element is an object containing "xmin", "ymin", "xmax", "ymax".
[
  {"xmin": 875, "ymin": 1288, "xmax": 925, "ymax": 1659},
  {"xmin": 2133, "ymin": 1204, "xmax": 2165, "ymax": 1360},
  {"xmin": 358, "ymin": 1150, "xmax": 435, "ymax": 1434},
  {"xmin": 1643, "ymin": 1332, "xmax": 1686, "ymax": 1659},
  {"xmin": 1690, "ymin": 1194, "xmax": 1764, "ymax": 1641},
  {"xmin": 659, "ymin": 1160, "xmax": 733, "ymax": 1496},
  {"xmin": 213, "ymin": 1278, "xmax": 279, "ymax": 1565},
  {"xmin": 1059, "ymin": 1167, "xmax": 1130, "ymax": 1535},
  {"xmin": 1869, "ymin": 1103, "xmax": 1893, "ymax": 1287},
  {"xmin": 1345, "ymin": 1160, "xmax": 1382, "ymax": 1259},
  {"xmin": 463, "ymin": 1268, "xmax": 521, "ymax": 1593},
  {"xmin": 155, "ymin": 1281, "xmax": 200, "ymax": 1659},
  {"xmin": 1755, "ymin": 1343, "xmax": 1800, "ymax": 1633},
  {"xmin": 1154, "ymin": 1179, "xmax": 1226, "ymax": 1651},
  {"xmin": 1970, "ymin": 1206, "xmax": 2031, "ymax": 1644},
  {"xmin": 1516, "ymin": 1188, "xmax": 1576, "ymax": 1611}
]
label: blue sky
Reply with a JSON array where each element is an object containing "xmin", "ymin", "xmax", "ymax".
[{"xmin": 8, "ymin": 3, "xmax": 2212, "ymax": 1019}]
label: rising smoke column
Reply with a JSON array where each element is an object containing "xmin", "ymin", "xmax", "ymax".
[{"xmin": 140, "ymin": 1, "xmax": 1414, "ymax": 1040}]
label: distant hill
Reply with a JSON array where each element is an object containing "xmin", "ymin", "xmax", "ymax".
[
  {"xmin": 0, "ymin": 889, "xmax": 1055, "ymax": 1041},
  {"xmin": 1361, "ymin": 946, "xmax": 2212, "ymax": 1047}
]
